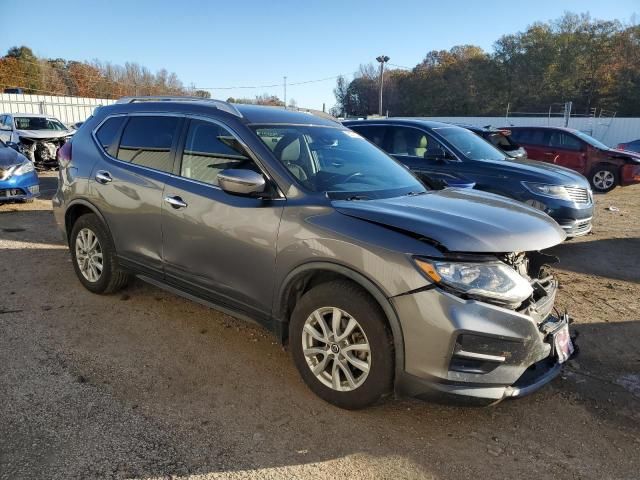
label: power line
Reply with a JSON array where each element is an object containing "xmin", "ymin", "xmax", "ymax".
[{"xmin": 194, "ymin": 74, "xmax": 343, "ymax": 91}]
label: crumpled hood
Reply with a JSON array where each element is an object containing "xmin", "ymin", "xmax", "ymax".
[
  {"xmin": 16, "ymin": 129, "xmax": 71, "ymax": 140},
  {"xmin": 333, "ymin": 189, "xmax": 566, "ymax": 253},
  {"xmin": 607, "ymin": 148, "xmax": 640, "ymax": 163},
  {"xmin": 0, "ymin": 145, "xmax": 27, "ymax": 168}
]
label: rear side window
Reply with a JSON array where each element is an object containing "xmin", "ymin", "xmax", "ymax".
[
  {"xmin": 95, "ymin": 116, "xmax": 125, "ymax": 152},
  {"xmin": 180, "ymin": 119, "xmax": 252, "ymax": 186},
  {"xmin": 117, "ymin": 116, "xmax": 180, "ymax": 172}
]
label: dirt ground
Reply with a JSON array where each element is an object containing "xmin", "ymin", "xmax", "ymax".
[{"xmin": 1, "ymin": 172, "xmax": 639, "ymax": 480}]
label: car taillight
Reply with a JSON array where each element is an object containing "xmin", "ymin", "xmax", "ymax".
[{"xmin": 58, "ymin": 141, "xmax": 72, "ymax": 167}]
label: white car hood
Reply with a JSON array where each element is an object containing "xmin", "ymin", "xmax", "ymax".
[{"xmin": 17, "ymin": 129, "xmax": 71, "ymax": 140}]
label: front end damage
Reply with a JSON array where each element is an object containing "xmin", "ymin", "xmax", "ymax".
[
  {"xmin": 18, "ymin": 135, "xmax": 70, "ymax": 170},
  {"xmin": 393, "ymin": 250, "xmax": 577, "ymax": 405}
]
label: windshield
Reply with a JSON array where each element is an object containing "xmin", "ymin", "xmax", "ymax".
[
  {"xmin": 251, "ymin": 125, "xmax": 425, "ymax": 199},
  {"xmin": 573, "ymin": 130, "xmax": 609, "ymax": 150},
  {"xmin": 436, "ymin": 127, "xmax": 506, "ymax": 161},
  {"xmin": 14, "ymin": 117, "xmax": 68, "ymax": 131}
]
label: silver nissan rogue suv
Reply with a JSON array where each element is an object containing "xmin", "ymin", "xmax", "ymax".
[{"xmin": 53, "ymin": 97, "xmax": 575, "ymax": 409}]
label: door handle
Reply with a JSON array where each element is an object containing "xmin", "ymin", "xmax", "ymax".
[
  {"xmin": 95, "ymin": 170, "xmax": 112, "ymax": 184},
  {"xmin": 164, "ymin": 195, "xmax": 188, "ymax": 209}
]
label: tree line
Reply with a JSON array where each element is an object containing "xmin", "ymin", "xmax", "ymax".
[
  {"xmin": 333, "ymin": 13, "xmax": 640, "ymax": 118},
  {"xmin": 0, "ymin": 46, "xmax": 294, "ymax": 106},
  {"xmin": 0, "ymin": 46, "xmax": 212, "ymax": 99}
]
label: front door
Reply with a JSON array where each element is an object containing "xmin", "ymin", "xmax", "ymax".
[
  {"xmin": 161, "ymin": 117, "xmax": 284, "ymax": 323},
  {"xmin": 385, "ymin": 126, "xmax": 462, "ymax": 188},
  {"xmin": 547, "ymin": 130, "xmax": 588, "ymax": 174}
]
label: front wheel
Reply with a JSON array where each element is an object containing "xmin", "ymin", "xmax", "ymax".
[
  {"xmin": 590, "ymin": 164, "xmax": 618, "ymax": 193},
  {"xmin": 289, "ymin": 280, "xmax": 394, "ymax": 409}
]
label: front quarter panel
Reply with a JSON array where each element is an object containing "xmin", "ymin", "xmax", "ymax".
[{"xmin": 274, "ymin": 201, "xmax": 440, "ymax": 300}]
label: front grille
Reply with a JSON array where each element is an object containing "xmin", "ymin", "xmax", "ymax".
[{"xmin": 564, "ymin": 186, "xmax": 591, "ymax": 203}]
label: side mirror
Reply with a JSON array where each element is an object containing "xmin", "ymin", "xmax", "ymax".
[{"xmin": 218, "ymin": 169, "xmax": 266, "ymax": 196}]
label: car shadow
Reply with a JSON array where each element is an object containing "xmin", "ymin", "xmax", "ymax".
[{"xmin": 548, "ymin": 237, "xmax": 640, "ymax": 283}]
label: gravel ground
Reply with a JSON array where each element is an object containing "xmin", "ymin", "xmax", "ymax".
[{"xmin": 0, "ymin": 172, "xmax": 639, "ymax": 480}]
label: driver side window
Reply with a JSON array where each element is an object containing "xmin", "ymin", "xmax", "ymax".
[
  {"xmin": 387, "ymin": 126, "xmax": 454, "ymax": 161},
  {"xmin": 180, "ymin": 119, "xmax": 254, "ymax": 186}
]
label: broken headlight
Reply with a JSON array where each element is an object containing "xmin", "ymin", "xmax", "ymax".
[{"xmin": 414, "ymin": 258, "xmax": 533, "ymax": 307}]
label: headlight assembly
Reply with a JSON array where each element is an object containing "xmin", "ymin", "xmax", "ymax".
[
  {"xmin": 521, "ymin": 182, "xmax": 571, "ymax": 200},
  {"xmin": 13, "ymin": 161, "xmax": 35, "ymax": 176},
  {"xmin": 414, "ymin": 258, "xmax": 533, "ymax": 307}
]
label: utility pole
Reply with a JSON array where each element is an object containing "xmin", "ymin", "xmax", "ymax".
[
  {"xmin": 283, "ymin": 76, "xmax": 287, "ymax": 109},
  {"xmin": 376, "ymin": 55, "xmax": 390, "ymax": 116}
]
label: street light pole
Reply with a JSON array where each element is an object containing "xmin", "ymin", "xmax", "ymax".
[
  {"xmin": 376, "ymin": 55, "xmax": 390, "ymax": 116},
  {"xmin": 283, "ymin": 76, "xmax": 287, "ymax": 109}
]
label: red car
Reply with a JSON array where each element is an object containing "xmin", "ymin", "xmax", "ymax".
[{"xmin": 507, "ymin": 126, "xmax": 640, "ymax": 193}]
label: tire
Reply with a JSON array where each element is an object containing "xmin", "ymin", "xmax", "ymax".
[
  {"xmin": 289, "ymin": 280, "xmax": 394, "ymax": 409},
  {"xmin": 69, "ymin": 213, "xmax": 129, "ymax": 294},
  {"xmin": 589, "ymin": 164, "xmax": 618, "ymax": 193}
]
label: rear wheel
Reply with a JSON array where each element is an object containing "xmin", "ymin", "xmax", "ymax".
[
  {"xmin": 289, "ymin": 280, "xmax": 393, "ymax": 409},
  {"xmin": 590, "ymin": 164, "xmax": 618, "ymax": 193},
  {"xmin": 69, "ymin": 214, "xmax": 129, "ymax": 294}
]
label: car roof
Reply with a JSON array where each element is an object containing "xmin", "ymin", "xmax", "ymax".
[
  {"xmin": 343, "ymin": 118, "xmax": 460, "ymax": 130},
  {"xmin": 507, "ymin": 125, "xmax": 578, "ymax": 133},
  {"xmin": 102, "ymin": 97, "xmax": 341, "ymax": 127},
  {"xmin": 4, "ymin": 113, "xmax": 56, "ymax": 118},
  {"xmin": 235, "ymin": 104, "xmax": 340, "ymax": 126}
]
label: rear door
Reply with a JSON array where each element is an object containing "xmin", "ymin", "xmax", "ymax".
[
  {"xmin": 161, "ymin": 117, "xmax": 284, "ymax": 323},
  {"xmin": 89, "ymin": 114, "xmax": 183, "ymax": 276}
]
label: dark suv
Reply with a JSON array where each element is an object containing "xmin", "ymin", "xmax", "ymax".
[
  {"xmin": 53, "ymin": 97, "xmax": 575, "ymax": 408},
  {"xmin": 344, "ymin": 119, "xmax": 594, "ymax": 238},
  {"xmin": 508, "ymin": 126, "xmax": 640, "ymax": 193}
]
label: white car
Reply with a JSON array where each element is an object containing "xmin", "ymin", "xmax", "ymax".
[{"xmin": 0, "ymin": 113, "xmax": 73, "ymax": 169}]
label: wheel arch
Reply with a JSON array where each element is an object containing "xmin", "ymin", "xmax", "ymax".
[
  {"xmin": 275, "ymin": 261, "xmax": 405, "ymax": 372},
  {"xmin": 64, "ymin": 199, "xmax": 111, "ymax": 246}
]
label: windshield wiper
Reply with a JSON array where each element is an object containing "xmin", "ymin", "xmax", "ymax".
[
  {"xmin": 403, "ymin": 191, "xmax": 427, "ymax": 197},
  {"xmin": 345, "ymin": 194, "xmax": 371, "ymax": 201}
]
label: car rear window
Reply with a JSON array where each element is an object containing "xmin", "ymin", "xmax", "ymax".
[
  {"xmin": 116, "ymin": 116, "xmax": 180, "ymax": 172},
  {"xmin": 95, "ymin": 116, "xmax": 126, "ymax": 151}
]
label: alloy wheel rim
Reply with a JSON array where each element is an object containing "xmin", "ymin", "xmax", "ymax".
[
  {"xmin": 301, "ymin": 306, "xmax": 371, "ymax": 392},
  {"xmin": 593, "ymin": 170, "xmax": 614, "ymax": 190},
  {"xmin": 75, "ymin": 228, "xmax": 103, "ymax": 282}
]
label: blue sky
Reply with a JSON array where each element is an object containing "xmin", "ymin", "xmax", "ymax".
[{"xmin": 1, "ymin": 0, "xmax": 638, "ymax": 109}]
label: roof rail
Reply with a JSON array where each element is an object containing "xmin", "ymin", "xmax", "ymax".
[{"xmin": 115, "ymin": 96, "xmax": 242, "ymax": 118}]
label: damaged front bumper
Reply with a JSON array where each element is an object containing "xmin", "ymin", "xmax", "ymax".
[
  {"xmin": 0, "ymin": 169, "xmax": 40, "ymax": 202},
  {"xmin": 392, "ymin": 280, "xmax": 576, "ymax": 404}
]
